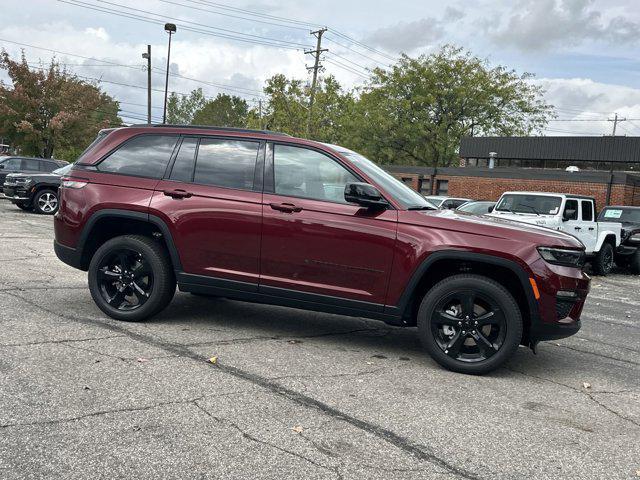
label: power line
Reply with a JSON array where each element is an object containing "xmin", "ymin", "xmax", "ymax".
[
  {"xmin": 324, "ymin": 58, "xmax": 369, "ymax": 79},
  {"xmin": 187, "ymin": 0, "xmax": 319, "ymax": 28},
  {"xmin": 328, "ymin": 29, "xmax": 397, "ymax": 63},
  {"xmin": 58, "ymin": 0, "xmax": 311, "ymax": 50}
]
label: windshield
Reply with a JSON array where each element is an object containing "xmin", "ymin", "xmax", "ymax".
[
  {"xmin": 495, "ymin": 194, "xmax": 562, "ymax": 215},
  {"xmin": 52, "ymin": 163, "xmax": 73, "ymax": 175},
  {"xmin": 326, "ymin": 144, "xmax": 433, "ymax": 209},
  {"xmin": 598, "ymin": 207, "xmax": 640, "ymax": 224}
]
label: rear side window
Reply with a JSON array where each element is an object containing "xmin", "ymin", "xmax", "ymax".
[
  {"xmin": 194, "ymin": 138, "xmax": 259, "ymax": 190},
  {"xmin": 22, "ymin": 159, "xmax": 40, "ymax": 171},
  {"xmin": 39, "ymin": 161, "xmax": 58, "ymax": 172},
  {"xmin": 169, "ymin": 137, "xmax": 198, "ymax": 183},
  {"xmin": 98, "ymin": 135, "xmax": 178, "ymax": 179},
  {"xmin": 581, "ymin": 201, "xmax": 593, "ymax": 221}
]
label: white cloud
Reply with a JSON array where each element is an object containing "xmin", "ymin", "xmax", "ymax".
[
  {"xmin": 492, "ymin": 0, "xmax": 640, "ymax": 51},
  {"xmin": 84, "ymin": 27, "xmax": 109, "ymax": 41},
  {"xmin": 536, "ymin": 77, "xmax": 640, "ymax": 135}
]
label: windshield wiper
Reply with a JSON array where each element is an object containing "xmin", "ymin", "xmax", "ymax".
[
  {"xmin": 520, "ymin": 204, "xmax": 541, "ymax": 216},
  {"xmin": 408, "ymin": 205, "xmax": 436, "ymax": 211}
]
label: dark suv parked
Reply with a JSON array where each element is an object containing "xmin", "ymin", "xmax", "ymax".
[
  {"xmin": 0, "ymin": 156, "xmax": 67, "ymax": 185},
  {"xmin": 54, "ymin": 126, "xmax": 590, "ymax": 374},
  {"xmin": 598, "ymin": 206, "xmax": 640, "ymax": 273},
  {"xmin": 3, "ymin": 163, "xmax": 72, "ymax": 214}
]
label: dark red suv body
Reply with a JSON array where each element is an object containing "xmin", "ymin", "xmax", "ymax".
[{"xmin": 54, "ymin": 125, "xmax": 590, "ymax": 374}]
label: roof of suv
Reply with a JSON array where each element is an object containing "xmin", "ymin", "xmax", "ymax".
[{"xmin": 135, "ymin": 124, "xmax": 291, "ymax": 137}]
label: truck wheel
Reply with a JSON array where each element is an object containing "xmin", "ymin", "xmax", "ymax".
[
  {"xmin": 630, "ymin": 250, "xmax": 640, "ymax": 275},
  {"xmin": 592, "ymin": 242, "xmax": 614, "ymax": 276},
  {"xmin": 88, "ymin": 235, "xmax": 176, "ymax": 321},
  {"xmin": 33, "ymin": 189, "xmax": 59, "ymax": 215},
  {"xmin": 417, "ymin": 274, "xmax": 523, "ymax": 375}
]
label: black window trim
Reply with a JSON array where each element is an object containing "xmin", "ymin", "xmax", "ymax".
[
  {"xmin": 265, "ymin": 140, "xmax": 396, "ymax": 208},
  {"xmin": 163, "ymin": 133, "xmax": 265, "ymax": 193},
  {"xmin": 94, "ymin": 133, "xmax": 181, "ymax": 180}
]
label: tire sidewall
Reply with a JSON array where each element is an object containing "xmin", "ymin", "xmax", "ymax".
[
  {"xmin": 33, "ymin": 189, "xmax": 59, "ymax": 215},
  {"xmin": 417, "ymin": 275, "xmax": 523, "ymax": 375},
  {"xmin": 88, "ymin": 236, "xmax": 170, "ymax": 321},
  {"xmin": 594, "ymin": 242, "xmax": 614, "ymax": 275}
]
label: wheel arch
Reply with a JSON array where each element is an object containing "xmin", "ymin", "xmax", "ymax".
[
  {"xmin": 595, "ymin": 232, "xmax": 618, "ymax": 252},
  {"xmin": 391, "ymin": 251, "xmax": 539, "ymax": 343},
  {"xmin": 76, "ymin": 209, "xmax": 182, "ymax": 272}
]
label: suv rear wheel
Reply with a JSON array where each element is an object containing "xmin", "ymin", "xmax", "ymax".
[
  {"xmin": 88, "ymin": 235, "xmax": 176, "ymax": 321},
  {"xmin": 417, "ymin": 274, "xmax": 523, "ymax": 375}
]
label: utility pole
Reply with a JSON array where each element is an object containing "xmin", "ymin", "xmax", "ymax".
[
  {"xmin": 163, "ymin": 23, "xmax": 177, "ymax": 124},
  {"xmin": 608, "ymin": 113, "xmax": 627, "ymax": 136},
  {"xmin": 142, "ymin": 45, "xmax": 151, "ymax": 124},
  {"xmin": 258, "ymin": 99, "xmax": 263, "ymax": 130},
  {"xmin": 305, "ymin": 27, "xmax": 327, "ymax": 138}
]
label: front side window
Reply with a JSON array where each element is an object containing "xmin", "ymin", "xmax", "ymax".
[
  {"xmin": 274, "ymin": 145, "xmax": 357, "ymax": 203},
  {"xmin": 194, "ymin": 138, "xmax": 259, "ymax": 190},
  {"xmin": 581, "ymin": 201, "xmax": 594, "ymax": 221},
  {"xmin": 564, "ymin": 199, "xmax": 579, "ymax": 220},
  {"xmin": 1, "ymin": 158, "xmax": 22, "ymax": 170},
  {"xmin": 98, "ymin": 135, "xmax": 178, "ymax": 179}
]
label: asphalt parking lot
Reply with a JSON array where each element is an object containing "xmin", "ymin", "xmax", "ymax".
[{"xmin": 0, "ymin": 200, "xmax": 638, "ymax": 480}]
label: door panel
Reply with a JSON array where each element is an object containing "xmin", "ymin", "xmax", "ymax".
[
  {"xmin": 150, "ymin": 182, "xmax": 263, "ymax": 282},
  {"xmin": 260, "ymin": 193, "xmax": 398, "ymax": 303}
]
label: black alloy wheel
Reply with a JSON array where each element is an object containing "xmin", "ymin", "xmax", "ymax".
[
  {"xmin": 418, "ymin": 274, "xmax": 523, "ymax": 375},
  {"xmin": 96, "ymin": 248, "xmax": 153, "ymax": 311},
  {"xmin": 430, "ymin": 290, "xmax": 507, "ymax": 362},
  {"xmin": 593, "ymin": 242, "xmax": 614, "ymax": 276},
  {"xmin": 88, "ymin": 235, "xmax": 176, "ymax": 321},
  {"xmin": 33, "ymin": 189, "xmax": 59, "ymax": 215}
]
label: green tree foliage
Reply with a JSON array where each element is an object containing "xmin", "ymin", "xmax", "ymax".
[
  {"xmin": 192, "ymin": 93, "xmax": 249, "ymax": 127},
  {"xmin": 166, "ymin": 87, "xmax": 206, "ymax": 124},
  {"xmin": 349, "ymin": 45, "xmax": 554, "ymax": 166},
  {"xmin": 0, "ymin": 50, "xmax": 121, "ymax": 160},
  {"xmin": 248, "ymin": 74, "xmax": 354, "ymax": 143}
]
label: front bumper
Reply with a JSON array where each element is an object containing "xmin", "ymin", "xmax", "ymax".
[
  {"xmin": 2, "ymin": 185, "xmax": 32, "ymax": 203},
  {"xmin": 528, "ymin": 258, "xmax": 590, "ymax": 343}
]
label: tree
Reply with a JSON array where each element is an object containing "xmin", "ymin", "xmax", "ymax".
[
  {"xmin": 166, "ymin": 88, "xmax": 206, "ymax": 124},
  {"xmin": 349, "ymin": 45, "xmax": 554, "ymax": 166},
  {"xmin": 0, "ymin": 50, "xmax": 121, "ymax": 160},
  {"xmin": 192, "ymin": 93, "xmax": 249, "ymax": 127}
]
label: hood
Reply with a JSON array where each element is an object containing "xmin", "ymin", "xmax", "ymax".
[{"xmin": 400, "ymin": 208, "xmax": 584, "ymax": 249}]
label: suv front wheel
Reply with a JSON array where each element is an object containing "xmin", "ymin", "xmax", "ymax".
[
  {"xmin": 417, "ymin": 274, "xmax": 523, "ymax": 375},
  {"xmin": 88, "ymin": 235, "xmax": 176, "ymax": 321}
]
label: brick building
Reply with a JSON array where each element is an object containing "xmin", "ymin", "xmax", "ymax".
[{"xmin": 385, "ymin": 136, "xmax": 640, "ymax": 208}]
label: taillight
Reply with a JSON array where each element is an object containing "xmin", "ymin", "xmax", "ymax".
[{"xmin": 61, "ymin": 177, "xmax": 88, "ymax": 189}]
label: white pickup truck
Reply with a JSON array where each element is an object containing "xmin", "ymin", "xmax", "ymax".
[{"xmin": 488, "ymin": 192, "xmax": 622, "ymax": 275}]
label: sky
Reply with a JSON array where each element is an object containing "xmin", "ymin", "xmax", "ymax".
[{"xmin": 1, "ymin": 0, "xmax": 640, "ymax": 136}]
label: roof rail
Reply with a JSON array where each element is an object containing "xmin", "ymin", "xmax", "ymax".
[{"xmin": 129, "ymin": 124, "xmax": 292, "ymax": 137}]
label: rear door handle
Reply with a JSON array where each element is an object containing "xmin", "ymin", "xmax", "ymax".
[
  {"xmin": 270, "ymin": 202, "xmax": 302, "ymax": 213},
  {"xmin": 588, "ymin": 227, "xmax": 595, "ymax": 231},
  {"xmin": 574, "ymin": 226, "xmax": 582, "ymax": 231},
  {"xmin": 163, "ymin": 189, "xmax": 192, "ymax": 199}
]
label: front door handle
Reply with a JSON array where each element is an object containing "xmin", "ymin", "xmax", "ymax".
[
  {"xmin": 574, "ymin": 226, "xmax": 582, "ymax": 231},
  {"xmin": 270, "ymin": 202, "xmax": 302, "ymax": 213},
  {"xmin": 163, "ymin": 189, "xmax": 192, "ymax": 199}
]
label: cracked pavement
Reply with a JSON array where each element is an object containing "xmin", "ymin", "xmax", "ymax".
[{"xmin": 0, "ymin": 201, "xmax": 639, "ymax": 479}]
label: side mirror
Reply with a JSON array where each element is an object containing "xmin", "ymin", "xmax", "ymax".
[
  {"xmin": 487, "ymin": 205, "xmax": 494, "ymax": 213},
  {"xmin": 563, "ymin": 209, "xmax": 576, "ymax": 222},
  {"xmin": 344, "ymin": 182, "xmax": 389, "ymax": 209},
  {"xmin": 0, "ymin": 164, "xmax": 4, "ymax": 169}
]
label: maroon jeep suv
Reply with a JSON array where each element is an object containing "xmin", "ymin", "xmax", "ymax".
[{"xmin": 54, "ymin": 125, "xmax": 590, "ymax": 374}]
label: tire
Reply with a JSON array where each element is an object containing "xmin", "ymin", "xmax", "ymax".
[
  {"xmin": 592, "ymin": 242, "xmax": 614, "ymax": 276},
  {"xmin": 417, "ymin": 274, "xmax": 523, "ymax": 375},
  {"xmin": 33, "ymin": 189, "xmax": 59, "ymax": 215},
  {"xmin": 88, "ymin": 235, "xmax": 176, "ymax": 321},
  {"xmin": 630, "ymin": 250, "xmax": 640, "ymax": 275},
  {"xmin": 15, "ymin": 202, "xmax": 32, "ymax": 211}
]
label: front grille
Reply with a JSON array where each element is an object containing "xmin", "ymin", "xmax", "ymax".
[{"xmin": 556, "ymin": 298, "xmax": 577, "ymax": 319}]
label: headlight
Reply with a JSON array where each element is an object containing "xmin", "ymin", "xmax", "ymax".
[
  {"xmin": 538, "ymin": 247, "xmax": 585, "ymax": 268},
  {"xmin": 15, "ymin": 177, "xmax": 33, "ymax": 184}
]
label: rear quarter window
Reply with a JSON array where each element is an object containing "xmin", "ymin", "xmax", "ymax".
[{"xmin": 97, "ymin": 135, "xmax": 178, "ymax": 179}]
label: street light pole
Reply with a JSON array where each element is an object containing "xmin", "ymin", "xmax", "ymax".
[
  {"xmin": 163, "ymin": 23, "xmax": 177, "ymax": 124},
  {"xmin": 142, "ymin": 45, "xmax": 151, "ymax": 124}
]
